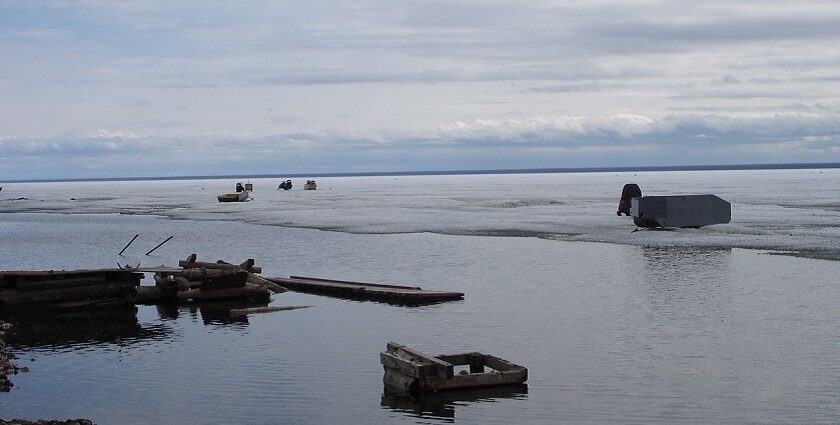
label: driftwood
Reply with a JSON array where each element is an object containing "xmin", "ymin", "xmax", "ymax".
[{"xmin": 228, "ymin": 305, "xmax": 311, "ymax": 317}]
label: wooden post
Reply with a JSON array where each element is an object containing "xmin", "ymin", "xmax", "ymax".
[
  {"xmin": 118, "ymin": 234, "xmax": 140, "ymax": 255},
  {"xmin": 145, "ymin": 236, "xmax": 173, "ymax": 255}
]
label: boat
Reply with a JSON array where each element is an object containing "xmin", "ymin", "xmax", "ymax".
[
  {"xmin": 303, "ymin": 180, "xmax": 317, "ymax": 190},
  {"xmin": 217, "ymin": 192, "xmax": 249, "ymax": 202},
  {"xmin": 217, "ymin": 182, "xmax": 250, "ymax": 202}
]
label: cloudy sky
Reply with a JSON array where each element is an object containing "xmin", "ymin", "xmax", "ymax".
[{"xmin": 2, "ymin": 0, "xmax": 840, "ymax": 179}]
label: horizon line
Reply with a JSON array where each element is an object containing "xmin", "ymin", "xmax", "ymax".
[{"xmin": 2, "ymin": 162, "xmax": 839, "ymax": 184}]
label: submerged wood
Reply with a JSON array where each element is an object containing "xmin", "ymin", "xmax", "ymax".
[
  {"xmin": 266, "ymin": 276, "xmax": 463, "ymax": 305},
  {"xmin": 228, "ymin": 305, "xmax": 311, "ymax": 317},
  {"xmin": 177, "ymin": 283, "xmax": 270, "ymax": 302},
  {"xmin": 381, "ymin": 342, "xmax": 527, "ymax": 394}
]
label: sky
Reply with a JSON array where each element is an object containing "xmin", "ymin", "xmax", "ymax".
[{"xmin": 2, "ymin": 0, "xmax": 840, "ymax": 179}]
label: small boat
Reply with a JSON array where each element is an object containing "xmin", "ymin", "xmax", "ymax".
[
  {"xmin": 218, "ymin": 183, "xmax": 250, "ymax": 202},
  {"xmin": 217, "ymin": 192, "xmax": 249, "ymax": 202},
  {"xmin": 303, "ymin": 180, "xmax": 317, "ymax": 190}
]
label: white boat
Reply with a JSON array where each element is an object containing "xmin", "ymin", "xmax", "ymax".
[{"xmin": 303, "ymin": 180, "xmax": 317, "ymax": 190}]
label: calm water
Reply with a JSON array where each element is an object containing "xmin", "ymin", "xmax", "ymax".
[{"xmin": 1, "ymin": 212, "xmax": 839, "ymax": 424}]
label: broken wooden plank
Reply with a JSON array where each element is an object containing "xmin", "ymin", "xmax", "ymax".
[
  {"xmin": 267, "ymin": 276, "xmax": 463, "ymax": 305},
  {"xmin": 228, "ymin": 305, "xmax": 311, "ymax": 317},
  {"xmin": 387, "ymin": 342, "xmax": 454, "ymax": 379}
]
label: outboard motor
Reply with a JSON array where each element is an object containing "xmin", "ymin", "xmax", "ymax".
[{"xmin": 617, "ymin": 184, "xmax": 642, "ymax": 216}]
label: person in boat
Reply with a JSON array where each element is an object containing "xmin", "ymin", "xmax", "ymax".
[{"xmin": 236, "ymin": 182, "xmax": 245, "ymax": 192}]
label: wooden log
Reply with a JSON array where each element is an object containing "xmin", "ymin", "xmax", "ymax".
[
  {"xmin": 179, "ymin": 255, "xmax": 262, "ymax": 273},
  {"xmin": 381, "ymin": 351, "xmax": 426, "ymax": 378},
  {"xmin": 158, "ymin": 269, "xmax": 226, "ymax": 280},
  {"xmin": 13, "ymin": 276, "xmax": 108, "ymax": 291},
  {"xmin": 0, "ymin": 283, "xmax": 134, "ymax": 306},
  {"xmin": 246, "ymin": 273, "xmax": 287, "ymax": 294},
  {"xmin": 387, "ymin": 342, "xmax": 454, "ymax": 379},
  {"xmin": 228, "ymin": 305, "xmax": 311, "ymax": 317},
  {"xmin": 173, "ymin": 276, "xmax": 193, "ymax": 291},
  {"xmin": 177, "ymin": 283, "xmax": 270, "ymax": 302},
  {"xmin": 200, "ymin": 270, "xmax": 248, "ymax": 290}
]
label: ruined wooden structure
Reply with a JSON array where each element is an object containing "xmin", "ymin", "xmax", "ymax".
[
  {"xmin": 135, "ymin": 255, "xmax": 284, "ymax": 305},
  {"xmin": 381, "ymin": 342, "xmax": 527, "ymax": 394},
  {"xmin": 267, "ymin": 276, "xmax": 463, "ymax": 305},
  {"xmin": 0, "ymin": 269, "xmax": 141, "ymax": 314}
]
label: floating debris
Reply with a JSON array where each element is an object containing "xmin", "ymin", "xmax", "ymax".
[
  {"xmin": 381, "ymin": 342, "xmax": 527, "ymax": 394},
  {"xmin": 267, "ymin": 276, "xmax": 463, "ymax": 305}
]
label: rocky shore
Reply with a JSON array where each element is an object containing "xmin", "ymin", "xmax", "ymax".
[{"xmin": 0, "ymin": 321, "xmax": 22, "ymax": 392}]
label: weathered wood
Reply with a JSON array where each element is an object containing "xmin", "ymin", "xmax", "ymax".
[
  {"xmin": 199, "ymin": 270, "xmax": 248, "ymax": 290},
  {"xmin": 380, "ymin": 352, "xmax": 426, "ymax": 378},
  {"xmin": 289, "ymin": 275, "xmax": 421, "ymax": 290},
  {"xmin": 13, "ymin": 276, "xmax": 108, "ymax": 291},
  {"xmin": 0, "ymin": 282, "xmax": 134, "ymax": 306},
  {"xmin": 118, "ymin": 233, "xmax": 140, "ymax": 255},
  {"xmin": 387, "ymin": 342, "xmax": 454, "ymax": 379},
  {"xmin": 267, "ymin": 276, "xmax": 463, "ymax": 305},
  {"xmin": 381, "ymin": 343, "xmax": 528, "ymax": 394},
  {"xmin": 246, "ymin": 273, "xmax": 287, "ymax": 294},
  {"xmin": 134, "ymin": 286, "xmax": 165, "ymax": 304},
  {"xmin": 177, "ymin": 283, "xmax": 270, "ymax": 302},
  {"xmin": 228, "ymin": 305, "xmax": 311, "ymax": 317},
  {"xmin": 173, "ymin": 276, "xmax": 193, "ymax": 291},
  {"xmin": 178, "ymin": 256, "xmax": 262, "ymax": 273},
  {"xmin": 145, "ymin": 235, "xmax": 173, "ymax": 255}
]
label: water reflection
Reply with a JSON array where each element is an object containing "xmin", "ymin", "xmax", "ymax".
[
  {"xmin": 154, "ymin": 302, "xmax": 281, "ymax": 327},
  {"xmin": 639, "ymin": 247, "xmax": 734, "ymax": 314},
  {"xmin": 381, "ymin": 384, "xmax": 528, "ymax": 420},
  {"xmin": 4, "ymin": 300, "xmax": 278, "ymax": 350},
  {"xmin": 4, "ymin": 311, "xmax": 171, "ymax": 350}
]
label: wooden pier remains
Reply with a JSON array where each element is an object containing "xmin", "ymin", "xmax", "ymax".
[
  {"xmin": 135, "ymin": 255, "xmax": 284, "ymax": 305},
  {"xmin": 381, "ymin": 342, "xmax": 527, "ymax": 394},
  {"xmin": 0, "ymin": 269, "xmax": 142, "ymax": 314},
  {"xmin": 266, "ymin": 276, "xmax": 464, "ymax": 305}
]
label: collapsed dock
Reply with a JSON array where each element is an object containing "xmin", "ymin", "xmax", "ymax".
[
  {"xmin": 266, "ymin": 276, "xmax": 464, "ymax": 305},
  {"xmin": 381, "ymin": 342, "xmax": 527, "ymax": 394},
  {"xmin": 0, "ymin": 269, "xmax": 141, "ymax": 315}
]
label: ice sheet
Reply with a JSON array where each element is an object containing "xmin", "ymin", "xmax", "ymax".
[{"xmin": 2, "ymin": 168, "xmax": 839, "ymax": 259}]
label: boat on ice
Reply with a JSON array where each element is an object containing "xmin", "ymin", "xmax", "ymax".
[
  {"xmin": 618, "ymin": 184, "xmax": 731, "ymax": 228},
  {"xmin": 218, "ymin": 182, "xmax": 250, "ymax": 203},
  {"xmin": 303, "ymin": 180, "xmax": 317, "ymax": 190}
]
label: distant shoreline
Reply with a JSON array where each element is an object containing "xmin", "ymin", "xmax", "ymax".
[{"xmin": 2, "ymin": 162, "xmax": 839, "ymax": 184}]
